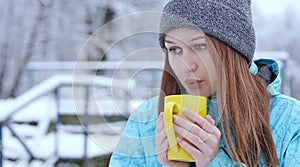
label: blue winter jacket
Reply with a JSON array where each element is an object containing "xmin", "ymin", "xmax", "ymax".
[{"xmin": 109, "ymin": 59, "xmax": 300, "ymax": 167}]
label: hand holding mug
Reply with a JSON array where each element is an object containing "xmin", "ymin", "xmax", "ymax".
[
  {"xmin": 155, "ymin": 112, "xmax": 190, "ymax": 167},
  {"xmin": 163, "ymin": 95, "xmax": 207, "ymax": 162},
  {"xmin": 173, "ymin": 108, "xmax": 221, "ymax": 167},
  {"xmin": 160, "ymin": 94, "xmax": 221, "ymax": 166}
]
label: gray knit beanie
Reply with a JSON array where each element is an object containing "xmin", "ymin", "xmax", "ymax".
[{"xmin": 159, "ymin": 0, "xmax": 256, "ymax": 64}]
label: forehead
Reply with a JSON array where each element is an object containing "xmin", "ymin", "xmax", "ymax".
[{"xmin": 165, "ymin": 28, "xmax": 205, "ymax": 42}]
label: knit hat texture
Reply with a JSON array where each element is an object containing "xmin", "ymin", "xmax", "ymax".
[{"xmin": 159, "ymin": 0, "xmax": 256, "ymax": 63}]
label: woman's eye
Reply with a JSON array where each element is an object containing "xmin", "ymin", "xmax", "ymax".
[
  {"xmin": 195, "ymin": 44, "xmax": 207, "ymax": 50},
  {"xmin": 168, "ymin": 47, "xmax": 182, "ymax": 54}
]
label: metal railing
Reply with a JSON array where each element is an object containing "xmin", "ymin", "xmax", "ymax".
[
  {"xmin": 26, "ymin": 61, "xmax": 164, "ymax": 89},
  {"xmin": 0, "ymin": 74, "xmax": 132, "ymax": 167}
]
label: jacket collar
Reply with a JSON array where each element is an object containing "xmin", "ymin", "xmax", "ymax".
[{"xmin": 253, "ymin": 59, "xmax": 281, "ymax": 96}]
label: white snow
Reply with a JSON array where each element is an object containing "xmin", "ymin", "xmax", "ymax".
[{"xmin": 0, "ymin": 74, "xmax": 146, "ymax": 167}]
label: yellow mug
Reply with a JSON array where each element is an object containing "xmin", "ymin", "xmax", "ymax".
[{"xmin": 164, "ymin": 94, "xmax": 207, "ymax": 162}]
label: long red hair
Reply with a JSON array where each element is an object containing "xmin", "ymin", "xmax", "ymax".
[{"xmin": 158, "ymin": 35, "xmax": 278, "ymax": 167}]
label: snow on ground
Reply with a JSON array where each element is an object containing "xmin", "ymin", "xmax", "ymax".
[{"xmin": 0, "ymin": 92, "xmax": 145, "ymax": 166}]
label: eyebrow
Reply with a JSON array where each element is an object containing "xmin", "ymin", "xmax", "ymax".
[
  {"xmin": 165, "ymin": 36, "xmax": 205, "ymax": 44},
  {"xmin": 164, "ymin": 40, "xmax": 174, "ymax": 44},
  {"xmin": 191, "ymin": 36, "xmax": 204, "ymax": 41}
]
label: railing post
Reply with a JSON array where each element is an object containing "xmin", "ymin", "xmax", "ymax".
[
  {"xmin": 83, "ymin": 86, "xmax": 90, "ymax": 167},
  {"xmin": 0, "ymin": 122, "xmax": 3, "ymax": 167},
  {"xmin": 54, "ymin": 88, "xmax": 60, "ymax": 158}
]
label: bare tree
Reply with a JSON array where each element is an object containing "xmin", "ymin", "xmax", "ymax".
[
  {"xmin": 284, "ymin": 4, "xmax": 300, "ymax": 63},
  {"xmin": 0, "ymin": 0, "xmax": 168, "ymax": 99},
  {"xmin": 83, "ymin": 1, "xmax": 115, "ymax": 62},
  {"xmin": 9, "ymin": 1, "xmax": 49, "ymax": 97},
  {"xmin": 0, "ymin": 0, "xmax": 14, "ymax": 98}
]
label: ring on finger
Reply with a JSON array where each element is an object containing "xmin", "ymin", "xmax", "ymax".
[
  {"xmin": 199, "ymin": 130, "xmax": 211, "ymax": 142},
  {"xmin": 208, "ymin": 126, "xmax": 217, "ymax": 134},
  {"xmin": 198, "ymin": 137, "xmax": 205, "ymax": 144},
  {"xmin": 203, "ymin": 120, "xmax": 216, "ymax": 134}
]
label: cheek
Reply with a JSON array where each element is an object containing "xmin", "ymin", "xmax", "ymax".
[
  {"xmin": 201, "ymin": 54, "xmax": 219, "ymax": 78},
  {"xmin": 207, "ymin": 66, "xmax": 220, "ymax": 93},
  {"xmin": 202, "ymin": 58, "xmax": 219, "ymax": 92},
  {"xmin": 169, "ymin": 56, "xmax": 181, "ymax": 75}
]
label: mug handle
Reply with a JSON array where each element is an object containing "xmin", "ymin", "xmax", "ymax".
[{"xmin": 164, "ymin": 102, "xmax": 180, "ymax": 149}]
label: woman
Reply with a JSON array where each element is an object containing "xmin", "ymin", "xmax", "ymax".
[{"xmin": 109, "ymin": 0, "xmax": 300, "ymax": 166}]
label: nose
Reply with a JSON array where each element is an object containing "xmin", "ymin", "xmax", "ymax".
[{"xmin": 180, "ymin": 48, "xmax": 198, "ymax": 72}]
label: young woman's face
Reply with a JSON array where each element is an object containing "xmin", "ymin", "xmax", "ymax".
[{"xmin": 165, "ymin": 28, "xmax": 219, "ymax": 97}]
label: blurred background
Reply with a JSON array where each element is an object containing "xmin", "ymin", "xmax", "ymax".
[{"xmin": 0, "ymin": 0, "xmax": 299, "ymax": 167}]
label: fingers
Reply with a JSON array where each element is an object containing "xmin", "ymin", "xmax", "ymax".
[
  {"xmin": 173, "ymin": 124, "xmax": 207, "ymax": 153},
  {"xmin": 205, "ymin": 115, "xmax": 215, "ymax": 125},
  {"xmin": 177, "ymin": 136, "xmax": 219, "ymax": 167},
  {"xmin": 174, "ymin": 111, "xmax": 221, "ymax": 167},
  {"xmin": 173, "ymin": 109, "xmax": 221, "ymax": 146},
  {"xmin": 156, "ymin": 137, "xmax": 169, "ymax": 155},
  {"xmin": 156, "ymin": 112, "xmax": 168, "ymax": 154},
  {"xmin": 157, "ymin": 109, "xmax": 221, "ymax": 167},
  {"xmin": 182, "ymin": 108, "xmax": 216, "ymax": 134},
  {"xmin": 156, "ymin": 113, "xmax": 189, "ymax": 167},
  {"xmin": 172, "ymin": 114, "xmax": 211, "ymax": 142},
  {"xmin": 176, "ymin": 136, "xmax": 204, "ymax": 157},
  {"xmin": 156, "ymin": 112, "xmax": 164, "ymax": 133},
  {"xmin": 156, "ymin": 112, "xmax": 165, "ymax": 140}
]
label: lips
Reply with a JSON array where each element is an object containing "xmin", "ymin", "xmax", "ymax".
[{"xmin": 184, "ymin": 79, "xmax": 204, "ymax": 89}]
